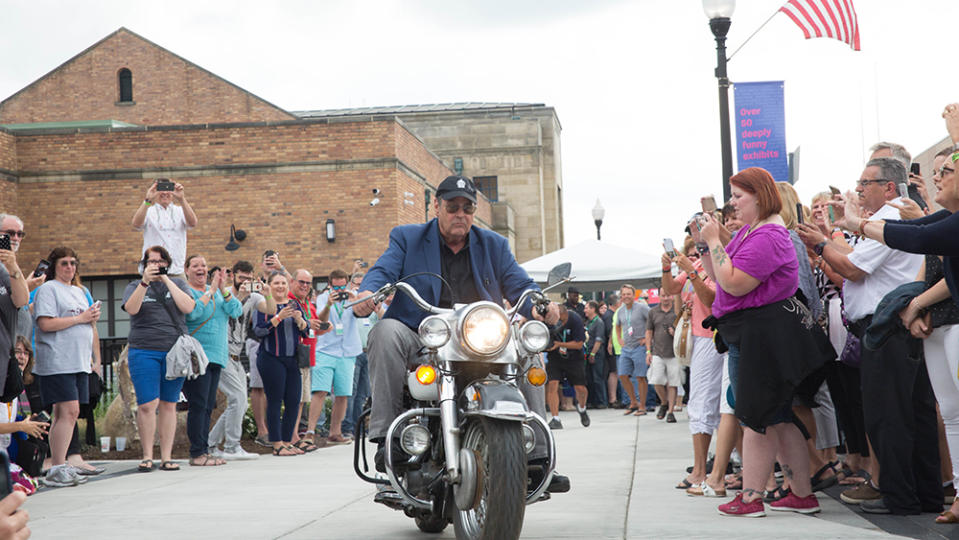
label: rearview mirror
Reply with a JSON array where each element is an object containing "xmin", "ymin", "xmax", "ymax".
[{"xmin": 547, "ymin": 263, "xmax": 571, "ymax": 287}]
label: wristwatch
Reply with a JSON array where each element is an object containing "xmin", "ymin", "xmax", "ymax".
[
  {"xmin": 813, "ymin": 241, "xmax": 827, "ymax": 256},
  {"xmin": 689, "ymin": 270, "xmax": 700, "ymax": 280}
]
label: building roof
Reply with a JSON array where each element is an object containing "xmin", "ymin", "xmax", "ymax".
[
  {"xmin": 295, "ymin": 102, "xmax": 546, "ymax": 118},
  {"xmin": 0, "ymin": 119, "xmax": 139, "ymax": 132}
]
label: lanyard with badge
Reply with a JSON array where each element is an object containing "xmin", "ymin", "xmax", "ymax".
[{"xmin": 625, "ymin": 307, "xmax": 633, "ymax": 338}]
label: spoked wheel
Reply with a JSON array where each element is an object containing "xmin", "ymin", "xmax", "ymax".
[{"xmin": 452, "ymin": 418, "xmax": 526, "ymax": 540}]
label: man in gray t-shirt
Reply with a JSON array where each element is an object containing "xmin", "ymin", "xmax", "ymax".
[{"xmin": 614, "ymin": 285, "xmax": 650, "ymax": 414}]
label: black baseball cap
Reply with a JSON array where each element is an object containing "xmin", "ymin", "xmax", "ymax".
[
  {"xmin": 436, "ymin": 175, "xmax": 477, "ymax": 203},
  {"xmin": 567, "ymin": 286, "xmax": 580, "ymax": 294}
]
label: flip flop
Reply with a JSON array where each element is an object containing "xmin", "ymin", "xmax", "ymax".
[
  {"xmin": 273, "ymin": 445, "xmax": 298, "ymax": 457},
  {"xmin": 159, "ymin": 461, "xmax": 180, "ymax": 471},
  {"xmin": 190, "ymin": 454, "xmax": 224, "ymax": 466},
  {"xmin": 294, "ymin": 439, "xmax": 319, "ymax": 453},
  {"xmin": 623, "ymin": 407, "xmax": 638, "ymax": 416},
  {"xmin": 633, "ymin": 410, "xmax": 647, "ymax": 416},
  {"xmin": 676, "ymin": 478, "xmax": 694, "ymax": 490},
  {"xmin": 137, "ymin": 459, "xmax": 154, "ymax": 473}
]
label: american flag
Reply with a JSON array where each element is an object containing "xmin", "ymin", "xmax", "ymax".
[{"xmin": 779, "ymin": 0, "xmax": 861, "ymax": 51}]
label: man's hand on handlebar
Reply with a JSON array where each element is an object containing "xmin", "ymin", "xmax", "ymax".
[
  {"xmin": 531, "ymin": 301, "xmax": 560, "ymax": 326},
  {"xmin": 352, "ymin": 291, "xmax": 376, "ymax": 317}
]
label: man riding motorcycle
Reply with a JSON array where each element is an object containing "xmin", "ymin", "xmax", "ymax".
[{"xmin": 353, "ymin": 174, "xmax": 570, "ymax": 494}]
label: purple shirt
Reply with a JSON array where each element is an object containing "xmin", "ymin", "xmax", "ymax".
[{"xmin": 712, "ymin": 223, "xmax": 798, "ymax": 319}]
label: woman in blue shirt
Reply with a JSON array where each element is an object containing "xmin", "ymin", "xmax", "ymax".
[
  {"xmin": 255, "ymin": 272, "xmax": 308, "ymax": 456},
  {"xmin": 183, "ymin": 255, "xmax": 242, "ymax": 466}
]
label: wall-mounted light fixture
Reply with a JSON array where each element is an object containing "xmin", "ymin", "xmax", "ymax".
[
  {"xmin": 225, "ymin": 224, "xmax": 247, "ymax": 251},
  {"xmin": 326, "ymin": 219, "xmax": 336, "ymax": 243}
]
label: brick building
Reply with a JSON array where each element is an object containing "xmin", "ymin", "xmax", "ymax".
[{"xmin": 0, "ymin": 28, "xmax": 500, "ymax": 338}]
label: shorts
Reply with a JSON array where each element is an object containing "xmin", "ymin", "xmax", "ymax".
[
  {"xmin": 38, "ymin": 372, "xmax": 89, "ymax": 407},
  {"xmin": 648, "ymin": 355, "xmax": 681, "ymax": 387},
  {"xmin": 617, "ymin": 346, "xmax": 648, "ymax": 378},
  {"xmin": 300, "ymin": 367, "xmax": 312, "ymax": 403},
  {"xmin": 606, "ymin": 354, "xmax": 618, "ymax": 374},
  {"xmin": 247, "ymin": 340, "xmax": 263, "ymax": 389},
  {"xmin": 545, "ymin": 356, "xmax": 587, "ymax": 386},
  {"xmin": 128, "ymin": 348, "xmax": 186, "ymax": 405},
  {"xmin": 311, "ymin": 352, "xmax": 356, "ymax": 396}
]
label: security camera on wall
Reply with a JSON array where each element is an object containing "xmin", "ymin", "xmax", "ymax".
[{"xmin": 370, "ymin": 188, "xmax": 381, "ymax": 206}]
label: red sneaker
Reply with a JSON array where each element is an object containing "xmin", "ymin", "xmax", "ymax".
[
  {"xmin": 769, "ymin": 492, "xmax": 821, "ymax": 514},
  {"xmin": 718, "ymin": 492, "xmax": 766, "ymax": 517}
]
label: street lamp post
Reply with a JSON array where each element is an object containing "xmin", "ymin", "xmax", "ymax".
[
  {"xmin": 703, "ymin": 0, "xmax": 735, "ymax": 203},
  {"xmin": 591, "ymin": 199, "xmax": 605, "ymax": 241}
]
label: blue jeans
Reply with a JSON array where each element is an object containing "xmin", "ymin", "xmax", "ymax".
[
  {"xmin": 182, "ymin": 364, "xmax": 222, "ymax": 458},
  {"xmin": 341, "ymin": 352, "xmax": 370, "ymax": 435},
  {"xmin": 257, "ymin": 350, "xmax": 301, "ymax": 443},
  {"xmin": 588, "ymin": 354, "xmax": 608, "ymax": 405}
]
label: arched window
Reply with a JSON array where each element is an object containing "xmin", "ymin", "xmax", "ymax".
[{"xmin": 118, "ymin": 68, "xmax": 133, "ymax": 102}]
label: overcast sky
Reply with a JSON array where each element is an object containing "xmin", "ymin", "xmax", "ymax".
[{"xmin": 3, "ymin": 0, "xmax": 957, "ymax": 258}]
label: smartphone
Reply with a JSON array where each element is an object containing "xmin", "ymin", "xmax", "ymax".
[
  {"xmin": 0, "ymin": 234, "xmax": 9, "ymax": 252},
  {"xmin": 0, "ymin": 453, "xmax": 11, "ymax": 498},
  {"xmin": 156, "ymin": 179, "xmax": 175, "ymax": 192},
  {"xmin": 796, "ymin": 203, "xmax": 804, "ymax": 225},
  {"xmin": 828, "ymin": 205, "xmax": 835, "ymax": 222},
  {"xmin": 700, "ymin": 196, "xmax": 718, "ymax": 213},
  {"xmin": 32, "ymin": 411, "xmax": 51, "ymax": 424},
  {"xmin": 908, "ymin": 183, "xmax": 929, "ymax": 210},
  {"xmin": 911, "ymin": 163, "xmax": 921, "ymax": 177},
  {"xmin": 157, "ymin": 266, "xmax": 168, "ymax": 275},
  {"xmin": 33, "ymin": 259, "xmax": 50, "ymax": 278},
  {"xmin": 360, "ymin": 261, "xmax": 369, "ymax": 268},
  {"xmin": 828, "ymin": 185, "xmax": 841, "ymax": 196},
  {"xmin": 897, "ymin": 183, "xmax": 909, "ymax": 199},
  {"xmin": 663, "ymin": 238, "xmax": 677, "ymax": 257},
  {"xmin": 318, "ymin": 321, "xmax": 331, "ymax": 330}
]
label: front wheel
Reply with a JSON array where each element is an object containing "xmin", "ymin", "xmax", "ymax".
[{"xmin": 452, "ymin": 418, "xmax": 527, "ymax": 540}]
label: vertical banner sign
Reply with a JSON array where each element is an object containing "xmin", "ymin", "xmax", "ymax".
[{"xmin": 733, "ymin": 81, "xmax": 787, "ymax": 182}]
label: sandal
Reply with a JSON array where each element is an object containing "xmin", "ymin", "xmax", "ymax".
[
  {"xmin": 633, "ymin": 409, "xmax": 647, "ymax": 416},
  {"xmin": 190, "ymin": 454, "xmax": 224, "ymax": 466},
  {"xmin": 623, "ymin": 407, "xmax": 638, "ymax": 416},
  {"xmin": 937, "ymin": 511, "xmax": 959, "ymax": 524},
  {"xmin": 159, "ymin": 461, "xmax": 180, "ymax": 471},
  {"xmin": 294, "ymin": 439, "xmax": 319, "ymax": 453},
  {"xmin": 687, "ymin": 480, "xmax": 727, "ymax": 497},
  {"xmin": 273, "ymin": 445, "xmax": 298, "ymax": 457},
  {"xmin": 137, "ymin": 459, "xmax": 155, "ymax": 473},
  {"xmin": 676, "ymin": 478, "xmax": 694, "ymax": 490},
  {"xmin": 811, "ymin": 461, "xmax": 839, "ymax": 492},
  {"xmin": 725, "ymin": 473, "xmax": 743, "ymax": 491}
]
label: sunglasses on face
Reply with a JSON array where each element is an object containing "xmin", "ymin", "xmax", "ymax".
[
  {"xmin": 444, "ymin": 202, "xmax": 476, "ymax": 215},
  {"xmin": 332, "ymin": 285, "xmax": 347, "ymax": 290},
  {"xmin": 0, "ymin": 230, "xmax": 25, "ymax": 239},
  {"xmin": 294, "ymin": 279, "xmax": 311, "ymax": 286}
]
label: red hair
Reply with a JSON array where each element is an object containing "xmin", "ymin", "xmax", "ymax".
[{"xmin": 729, "ymin": 168, "xmax": 782, "ymax": 220}]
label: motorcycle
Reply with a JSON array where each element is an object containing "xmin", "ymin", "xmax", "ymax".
[{"xmin": 350, "ymin": 264, "xmax": 572, "ymax": 540}]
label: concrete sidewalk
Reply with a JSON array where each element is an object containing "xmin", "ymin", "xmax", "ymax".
[{"xmin": 22, "ymin": 408, "xmax": 906, "ymax": 539}]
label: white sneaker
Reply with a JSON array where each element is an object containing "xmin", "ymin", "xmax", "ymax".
[
  {"xmin": 221, "ymin": 447, "xmax": 259, "ymax": 461},
  {"xmin": 42, "ymin": 465, "xmax": 80, "ymax": 488},
  {"xmin": 208, "ymin": 447, "xmax": 223, "ymax": 459},
  {"xmin": 67, "ymin": 466, "xmax": 89, "ymax": 484}
]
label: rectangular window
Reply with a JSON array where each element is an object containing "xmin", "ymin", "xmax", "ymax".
[
  {"xmin": 84, "ymin": 275, "xmax": 139, "ymax": 338},
  {"xmin": 474, "ymin": 176, "xmax": 499, "ymax": 202}
]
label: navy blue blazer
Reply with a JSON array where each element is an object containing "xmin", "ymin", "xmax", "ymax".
[{"xmin": 360, "ymin": 219, "xmax": 538, "ymax": 330}]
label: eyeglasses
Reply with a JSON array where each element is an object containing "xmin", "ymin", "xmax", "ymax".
[
  {"xmin": 938, "ymin": 165, "xmax": 956, "ymax": 177},
  {"xmin": 146, "ymin": 259, "xmax": 167, "ymax": 265},
  {"xmin": 444, "ymin": 202, "xmax": 476, "ymax": 215},
  {"xmin": 0, "ymin": 230, "xmax": 25, "ymax": 239},
  {"xmin": 294, "ymin": 279, "xmax": 311, "ymax": 286},
  {"xmin": 331, "ymin": 285, "xmax": 347, "ymax": 290},
  {"xmin": 58, "ymin": 260, "xmax": 78, "ymax": 267},
  {"xmin": 856, "ymin": 179, "xmax": 892, "ymax": 188}
]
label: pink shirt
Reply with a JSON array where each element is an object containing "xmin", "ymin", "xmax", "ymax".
[
  {"xmin": 674, "ymin": 260, "xmax": 716, "ymax": 338},
  {"xmin": 711, "ymin": 224, "xmax": 798, "ymax": 319}
]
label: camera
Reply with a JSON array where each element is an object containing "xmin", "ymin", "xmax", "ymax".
[
  {"xmin": 370, "ymin": 198, "xmax": 380, "ymax": 207},
  {"xmin": 157, "ymin": 266, "xmax": 168, "ymax": 275},
  {"xmin": 372, "ymin": 188, "xmax": 381, "ymax": 195},
  {"xmin": 156, "ymin": 179, "xmax": 175, "ymax": 192},
  {"xmin": 335, "ymin": 291, "xmax": 350, "ymax": 302}
]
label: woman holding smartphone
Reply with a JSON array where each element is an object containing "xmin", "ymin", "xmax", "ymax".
[
  {"xmin": 122, "ymin": 246, "xmax": 196, "ymax": 472},
  {"xmin": 31, "ymin": 247, "xmax": 100, "ymax": 488},
  {"xmin": 254, "ymin": 272, "xmax": 308, "ymax": 456}
]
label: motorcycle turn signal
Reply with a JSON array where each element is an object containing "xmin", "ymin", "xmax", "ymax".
[
  {"xmin": 415, "ymin": 364, "xmax": 437, "ymax": 385},
  {"xmin": 527, "ymin": 366, "xmax": 547, "ymax": 386}
]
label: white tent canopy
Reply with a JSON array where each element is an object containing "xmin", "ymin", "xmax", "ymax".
[{"xmin": 520, "ymin": 239, "xmax": 663, "ymax": 292}]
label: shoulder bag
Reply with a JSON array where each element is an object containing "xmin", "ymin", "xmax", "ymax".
[
  {"xmin": 673, "ymin": 304, "xmax": 694, "ymax": 366},
  {"xmin": 160, "ymin": 287, "xmax": 210, "ymax": 380}
]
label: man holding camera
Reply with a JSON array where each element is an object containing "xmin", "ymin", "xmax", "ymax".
[
  {"xmin": 132, "ymin": 179, "xmax": 198, "ymax": 277},
  {"xmin": 308, "ymin": 269, "xmax": 361, "ymax": 445}
]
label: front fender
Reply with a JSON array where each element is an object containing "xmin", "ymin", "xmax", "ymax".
[{"xmin": 460, "ymin": 379, "xmax": 531, "ymax": 421}]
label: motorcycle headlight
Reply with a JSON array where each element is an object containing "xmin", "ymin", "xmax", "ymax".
[
  {"xmin": 519, "ymin": 320, "xmax": 550, "ymax": 353},
  {"xmin": 418, "ymin": 316, "xmax": 451, "ymax": 349},
  {"xmin": 400, "ymin": 424, "xmax": 431, "ymax": 456},
  {"xmin": 461, "ymin": 303, "xmax": 509, "ymax": 356}
]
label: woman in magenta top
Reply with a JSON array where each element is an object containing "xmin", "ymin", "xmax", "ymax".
[{"xmin": 696, "ymin": 167, "xmax": 831, "ymax": 517}]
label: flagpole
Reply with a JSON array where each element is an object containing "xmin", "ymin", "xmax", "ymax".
[{"xmin": 726, "ymin": 8, "xmax": 781, "ymax": 62}]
